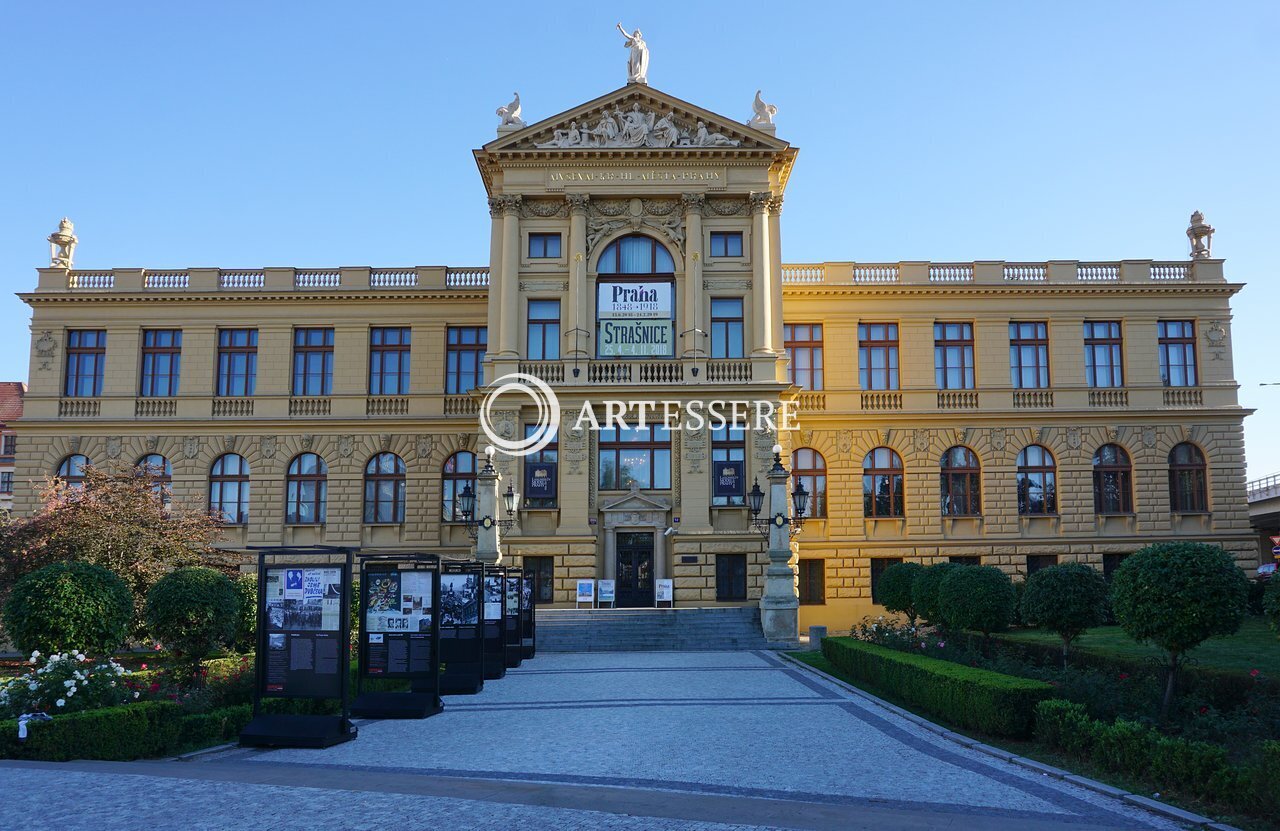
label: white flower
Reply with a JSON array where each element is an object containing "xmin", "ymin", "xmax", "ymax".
[
  {"xmin": 30, "ymin": 650, "xmax": 41, "ymax": 659},
  {"xmin": 28, "ymin": 683, "xmax": 38, "ymax": 692},
  {"xmin": 75, "ymin": 653, "xmax": 85, "ymax": 662},
  {"xmin": 55, "ymin": 699, "xmax": 66, "ymax": 707},
  {"xmin": 66, "ymin": 688, "xmax": 75, "ymax": 697},
  {"xmin": 63, "ymin": 680, "xmax": 74, "ymax": 688},
  {"xmin": 133, "ymin": 692, "xmax": 140, "ymax": 699},
  {"xmin": 109, "ymin": 681, "xmax": 116, "ymax": 687}
]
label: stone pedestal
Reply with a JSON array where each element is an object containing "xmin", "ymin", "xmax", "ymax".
[
  {"xmin": 758, "ymin": 454, "xmax": 798, "ymax": 642},
  {"xmin": 475, "ymin": 453, "xmax": 502, "ymax": 566}
]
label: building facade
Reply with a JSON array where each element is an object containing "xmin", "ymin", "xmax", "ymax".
[
  {"xmin": 12, "ymin": 83, "xmax": 1256, "ymax": 632},
  {"xmin": 0, "ymin": 382, "xmax": 24, "ymax": 513}
]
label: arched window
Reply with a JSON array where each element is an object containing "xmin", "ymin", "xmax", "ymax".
[
  {"xmin": 1092, "ymin": 444, "xmax": 1133, "ymax": 515},
  {"xmin": 364, "ymin": 452, "xmax": 407, "ymax": 524},
  {"xmin": 1016, "ymin": 445, "xmax": 1057, "ymax": 515},
  {"xmin": 286, "ymin": 453, "xmax": 327, "ymax": 525},
  {"xmin": 940, "ymin": 446, "xmax": 981, "ymax": 516},
  {"xmin": 792, "ymin": 448, "xmax": 828, "ymax": 518},
  {"xmin": 56, "ymin": 454, "xmax": 91, "ymax": 489},
  {"xmin": 596, "ymin": 234, "xmax": 675, "ymax": 274},
  {"xmin": 210, "ymin": 454, "xmax": 249, "ymax": 525},
  {"xmin": 1169, "ymin": 443, "xmax": 1208, "ymax": 513},
  {"xmin": 442, "ymin": 451, "xmax": 477, "ymax": 522},
  {"xmin": 137, "ymin": 453, "xmax": 172, "ymax": 504},
  {"xmin": 862, "ymin": 447, "xmax": 903, "ymax": 518}
]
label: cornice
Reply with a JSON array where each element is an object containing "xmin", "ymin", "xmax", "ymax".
[{"xmin": 19, "ymin": 290, "xmax": 490, "ymax": 305}]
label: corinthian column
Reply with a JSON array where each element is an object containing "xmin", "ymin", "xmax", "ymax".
[
  {"xmin": 486, "ymin": 197, "xmax": 504, "ymax": 381},
  {"xmin": 681, "ymin": 193, "xmax": 705, "ymax": 358},
  {"xmin": 749, "ymin": 192, "xmax": 773, "ymax": 356},
  {"xmin": 498, "ymin": 195, "xmax": 522, "ymax": 357},
  {"xmin": 768, "ymin": 195, "xmax": 785, "ymax": 357},
  {"xmin": 566, "ymin": 194, "xmax": 590, "ymax": 365}
]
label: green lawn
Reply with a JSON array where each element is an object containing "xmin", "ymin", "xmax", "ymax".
[{"xmin": 995, "ymin": 618, "xmax": 1279, "ymax": 675}]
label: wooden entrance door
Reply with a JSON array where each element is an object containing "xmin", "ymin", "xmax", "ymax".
[{"xmin": 615, "ymin": 531, "xmax": 655, "ymax": 607}]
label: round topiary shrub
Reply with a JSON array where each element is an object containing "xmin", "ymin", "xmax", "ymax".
[
  {"xmin": 232, "ymin": 574, "xmax": 258, "ymax": 653},
  {"xmin": 144, "ymin": 567, "xmax": 239, "ymax": 672},
  {"xmin": 938, "ymin": 565, "xmax": 1016, "ymax": 640},
  {"xmin": 2, "ymin": 561, "xmax": 134, "ymax": 657},
  {"xmin": 1020, "ymin": 562, "xmax": 1108, "ymax": 664},
  {"xmin": 912, "ymin": 562, "xmax": 959, "ymax": 628},
  {"xmin": 1265, "ymin": 579, "xmax": 1280, "ymax": 639},
  {"xmin": 877, "ymin": 562, "xmax": 924, "ymax": 623},
  {"xmin": 1110, "ymin": 542, "xmax": 1249, "ymax": 716}
]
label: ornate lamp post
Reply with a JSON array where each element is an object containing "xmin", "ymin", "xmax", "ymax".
[
  {"xmin": 460, "ymin": 447, "xmax": 519, "ymax": 564},
  {"xmin": 755, "ymin": 444, "xmax": 802, "ymax": 642}
]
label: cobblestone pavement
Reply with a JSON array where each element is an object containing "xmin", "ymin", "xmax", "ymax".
[{"xmin": 0, "ymin": 651, "xmax": 1188, "ymax": 830}]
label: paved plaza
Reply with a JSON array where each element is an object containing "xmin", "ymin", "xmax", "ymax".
[{"xmin": 0, "ymin": 651, "xmax": 1188, "ymax": 830}]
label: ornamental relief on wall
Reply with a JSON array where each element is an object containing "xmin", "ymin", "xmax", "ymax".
[{"xmin": 586, "ymin": 197, "xmax": 684, "ymax": 257}]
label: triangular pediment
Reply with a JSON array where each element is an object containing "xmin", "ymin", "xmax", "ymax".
[
  {"xmin": 482, "ymin": 85, "xmax": 789, "ymax": 153},
  {"xmin": 600, "ymin": 483, "xmax": 671, "ymax": 513}
]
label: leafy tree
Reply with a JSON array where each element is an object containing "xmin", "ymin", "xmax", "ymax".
[
  {"xmin": 938, "ymin": 565, "xmax": 1016, "ymax": 644},
  {"xmin": 144, "ymin": 567, "xmax": 239, "ymax": 678},
  {"xmin": 0, "ymin": 463, "xmax": 232, "ymax": 622},
  {"xmin": 232, "ymin": 574, "xmax": 258, "ymax": 653},
  {"xmin": 877, "ymin": 562, "xmax": 924, "ymax": 624},
  {"xmin": 1110, "ymin": 542, "xmax": 1249, "ymax": 719},
  {"xmin": 1020, "ymin": 562, "xmax": 1108, "ymax": 665},
  {"xmin": 912, "ymin": 562, "xmax": 959, "ymax": 628},
  {"xmin": 1263, "ymin": 578, "xmax": 1280, "ymax": 640},
  {"xmin": 3, "ymin": 561, "xmax": 133, "ymax": 656}
]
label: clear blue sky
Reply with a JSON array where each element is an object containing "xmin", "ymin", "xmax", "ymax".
[{"xmin": 1, "ymin": 2, "xmax": 1277, "ymax": 475}]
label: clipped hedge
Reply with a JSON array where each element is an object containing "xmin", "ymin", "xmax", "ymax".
[
  {"xmin": 821, "ymin": 637, "xmax": 1053, "ymax": 737},
  {"xmin": 1035, "ymin": 699, "xmax": 1279, "ymax": 816},
  {"xmin": 0, "ymin": 701, "xmax": 251, "ymax": 762}
]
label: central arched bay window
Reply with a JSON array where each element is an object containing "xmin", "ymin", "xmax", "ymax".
[
  {"xmin": 596, "ymin": 234, "xmax": 676, "ymax": 359},
  {"xmin": 1093, "ymin": 444, "xmax": 1133, "ymax": 515},
  {"xmin": 210, "ymin": 454, "xmax": 249, "ymax": 525},
  {"xmin": 1016, "ymin": 445, "xmax": 1057, "ymax": 515},
  {"xmin": 442, "ymin": 451, "xmax": 477, "ymax": 522},
  {"xmin": 862, "ymin": 447, "xmax": 903, "ymax": 518},
  {"xmin": 364, "ymin": 452, "xmax": 407, "ymax": 524},
  {"xmin": 286, "ymin": 453, "xmax": 328, "ymax": 524},
  {"xmin": 940, "ymin": 446, "xmax": 981, "ymax": 516}
]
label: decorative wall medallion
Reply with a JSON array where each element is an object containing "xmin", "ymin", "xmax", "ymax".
[
  {"xmin": 880, "ymin": 429, "xmax": 891, "ymax": 447},
  {"xmin": 683, "ymin": 427, "xmax": 706, "ymax": 473},
  {"xmin": 837, "ymin": 430, "xmax": 854, "ymax": 454},
  {"xmin": 106, "ymin": 436, "xmax": 122, "ymax": 459},
  {"xmin": 1142, "ymin": 426, "xmax": 1158, "ymax": 449},
  {"xmin": 704, "ymin": 198, "xmax": 748, "ymax": 217},
  {"xmin": 380, "ymin": 434, "xmax": 393, "ymax": 452},
  {"xmin": 1036, "ymin": 426, "xmax": 1049, "ymax": 444},
  {"xmin": 300, "ymin": 434, "xmax": 315, "ymax": 452},
  {"xmin": 1105, "ymin": 426, "xmax": 1121, "ymax": 443},
  {"xmin": 223, "ymin": 435, "xmax": 236, "ymax": 453},
  {"xmin": 338, "ymin": 435, "xmax": 354, "ymax": 458},
  {"xmin": 261, "ymin": 435, "xmax": 277, "ymax": 459},
  {"xmin": 182, "ymin": 436, "xmax": 200, "ymax": 460},
  {"xmin": 34, "ymin": 330, "xmax": 57, "ymax": 371},
  {"xmin": 1066, "ymin": 427, "xmax": 1082, "ymax": 450},
  {"xmin": 416, "ymin": 435, "xmax": 436, "ymax": 462},
  {"xmin": 563, "ymin": 422, "xmax": 586, "ymax": 475},
  {"xmin": 522, "ymin": 199, "xmax": 569, "ymax": 219},
  {"xmin": 146, "ymin": 435, "xmax": 159, "ymax": 453},
  {"xmin": 69, "ymin": 436, "xmax": 82, "ymax": 453},
  {"xmin": 990, "ymin": 428, "xmax": 1007, "ymax": 452},
  {"xmin": 1205, "ymin": 321, "xmax": 1227, "ymax": 361},
  {"xmin": 912, "ymin": 428, "xmax": 931, "ymax": 453}
]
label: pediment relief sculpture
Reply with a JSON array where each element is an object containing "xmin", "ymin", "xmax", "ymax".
[{"xmin": 536, "ymin": 103, "xmax": 741, "ymax": 149}]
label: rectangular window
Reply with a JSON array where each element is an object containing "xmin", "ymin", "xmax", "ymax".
[
  {"xmin": 524, "ymin": 556, "xmax": 555, "ymax": 604},
  {"xmin": 523, "ymin": 425, "xmax": 559, "ymax": 508},
  {"xmin": 527, "ymin": 300, "xmax": 561, "ymax": 360},
  {"xmin": 1009, "ymin": 322, "xmax": 1050, "ymax": 389},
  {"xmin": 598, "ymin": 425, "xmax": 671, "ymax": 490},
  {"xmin": 1026, "ymin": 554, "xmax": 1058, "ymax": 576},
  {"xmin": 870, "ymin": 557, "xmax": 902, "ymax": 605},
  {"xmin": 715, "ymin": 554, "xmax": 747, "ymax": 602},
  {"xmin": 784, "ymin": 324, "xmax": 824, "ymax": 390},
  {"xmin": 446, "ymin": 327, "xmax": 488, "ymax": 394},
  {"xmin": 0, "ymin": 472, "xmax": 12, "ymax": 494},
  {"xmin": 1158, "ymin": 320, "xmax": 1198, "ymax": 387},
  {"xmin": 292, "ymin": 328, "xmax": 335, "ymax": 396},
  {"xmin": 1103, "ymin": 553, "xmax": 1129, "ymax": 580},
  {"xmin": 798, "ymin": 559, "xmax": 825, "ymax": 605},
  {"xmin": 528, "ymin": 233, "xmax": 561, "ymax": 259},
  {"xmin": 1, "ymin": 435, "xmax": 15, "ymax": 457},
  {"xmin": 139, "ymin": 329, "xmax": 182, "ymax": 397},
  {"xmin": 709, "ymin": 231, "xmax": 743, "ymax": 258},
  {"xmin": 710, "ymin": 298, "xmax": 744, "ymax": 359},
  {"xmin": 1083, "ymin": 321, "xmax": 1124, "ymax": 388},
  {"xmin": 216, "ymin": 329, "xmax": 258, "ymax": 397},
  {"xmin": 949, "ymin": 556, "xmax": 981, "ymax": 565},
  {"xmin": 934, "ymin": 322, "xmax": 975, "ymax": 390},
  {"xmin": 858, "ymin": 323, "xmax": 899, "ymax": 390},
  {"xmin": 369, "ymin": 327, "xmax": 411, "ymax": 395},
  {"xmin": 710, "ymin": 425, "xmax": 746, "ymax": 507},
  {"xmin": 64, "ymin": 330, "xmax": 106, "ymax": 397}
]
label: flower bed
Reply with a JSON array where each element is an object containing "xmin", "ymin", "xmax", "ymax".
[{"xmin": 820, "ymin": 637, "xmax": 1054, "ymax": 737}]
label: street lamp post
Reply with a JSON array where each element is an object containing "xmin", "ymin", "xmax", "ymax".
[
  {"xmin": 755, "ymin": 444, "xmax": 802, "ymax": 642},
  {"xmin": 460, "ymin": 446, "xmax": 519, "ymax": 566}
]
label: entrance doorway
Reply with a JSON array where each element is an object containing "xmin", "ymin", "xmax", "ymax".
[{"xmin": 615, "ymin": 531, "xmax": 655, "ymax": 607}]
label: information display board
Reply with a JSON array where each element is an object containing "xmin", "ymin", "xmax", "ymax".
[
  {"xmin": 262, "ymin": 565, "xmax": 346, "ymax": 699},
  {"xmin": 481, "ymin": 568, "xmax": 508, "ymax": 681},
  {"xmin": 438, "ymin": 560, "xmax": 485, "ymax": 695},
  {"xmin": 503, "ymin": 570, "xmax": 523, "ymax": 669},
  {"xmin": 362, "ymin": 568, "xmax": 435, "ymax": 677},
  {"xmin": 520, "ymin": 570, "xmax": 536, "ymax": 659},
  {"xmin": 576, "ymin": 579, "xmax": 596, "ymax": 608},
  {"xmin": 655, "ymin": 578, "xmax": 674, "ymax": 607},
  {"xmin": 598, "ymin": 579, "xmax": 617, "ymax": 607}
]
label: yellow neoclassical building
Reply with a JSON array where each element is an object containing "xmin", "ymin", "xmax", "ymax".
[{"xmin": 12, "ymin": 80, "xmax": 1256, "ymax": 633}]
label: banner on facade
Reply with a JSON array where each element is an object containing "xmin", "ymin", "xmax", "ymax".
[
  {"xmin": 713, "ymin": 460, "xmax": 745, "ymax": 498},
  {"xmin": 525, "ymin": 461, "xmax": 558, "ymax": 501},
  {"xmin": 597, "ymin": 281, "xmax": 673, "ymax": 319},
  {"xmin": 598, "ymin": 579, "xmax": 616, "ymax": 604},
  {"xmin": 597, "ymin": 281, "xmax": 675, "ymax": 357},
  {"xmin": 597, "ymin": 319, "xmax": 675, "ymax": 357}
]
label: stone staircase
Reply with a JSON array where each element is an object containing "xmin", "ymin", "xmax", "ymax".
[{"xmin": 534, "ymin": 606, "xmax": 799, "ymax": 652}]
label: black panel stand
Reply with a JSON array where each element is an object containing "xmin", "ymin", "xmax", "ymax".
[
  {"xmin": 521, "ymin": 570, "xmax": 536, "ymax": 659},
  {"xmin": 503, "ymin": 568, "xmax": 523, "ymax": 669},
  {"xmin": 439, "ymin": 560, "xmax": 486, "ymax": 695},
  {"xmin": 239, "ymin": 714, "xmax": 358, "ymax": 748},
  {"xmin": 482, "ymin": 566, "xmax": 508, "ymax": 680}
]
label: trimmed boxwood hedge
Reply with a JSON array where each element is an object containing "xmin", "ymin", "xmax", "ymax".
[
  {"xmin": 0, "ymin": 701, "xmax": 251, "ymax": 762},
  {"xmin": 821, "ymin": 637, "xmax": 1053, "ymax": 737}
]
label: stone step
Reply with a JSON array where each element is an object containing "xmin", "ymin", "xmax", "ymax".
[{"xmin": 529, "ymin": 606, "xmax": 792, "ymax": 653}]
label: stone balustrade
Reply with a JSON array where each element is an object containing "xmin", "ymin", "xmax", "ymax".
[
  {"xmin": 38, "ymin": 266, "xmax": 492, "ymax": 292},
  {"xmin": 780, "ymin": 259, "xmax": 1222, "ymax": 286}
]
